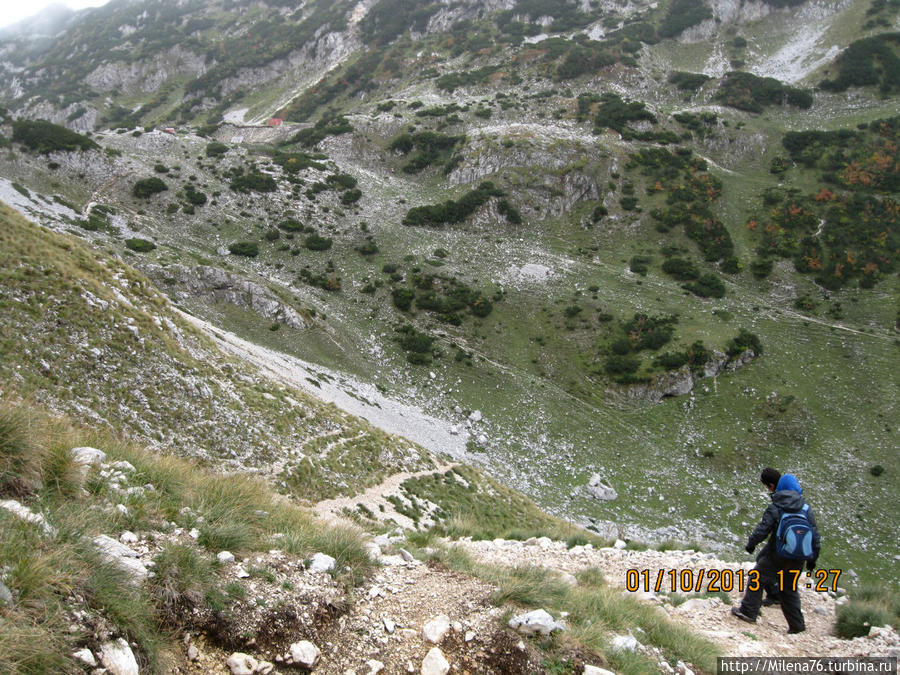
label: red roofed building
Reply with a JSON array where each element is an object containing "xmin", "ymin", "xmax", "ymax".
[{"xmin": 267, "ymin": 118, "xmax": 283, "ymax": 126}]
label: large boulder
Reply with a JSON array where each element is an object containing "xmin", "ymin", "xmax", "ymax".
[{"xmin": 586, "ymin": 474, "xmax": 617, "ymax": 501}]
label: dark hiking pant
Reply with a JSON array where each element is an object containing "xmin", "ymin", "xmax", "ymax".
[{"xmin": 739, "ymin": 551, "xmax": 805, "ymax": 632}]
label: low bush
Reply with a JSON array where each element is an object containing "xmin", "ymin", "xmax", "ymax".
[
  {"xmin": 12, "ymin": 119, "xmax": 99, "ymax": 154},
  {"xmin": 228, "ymin": 242, "xmax": 259, "ymax": 257},
  {"xmin": 132, "ymin": 177, "xmax": 168, "ymax": 199},
  {"xmin": 304, "ymin": 233, "xmax": 333, "ymax": 251},
  {"xmin": 125, "ymin": 238, "xmax": 156, "ymax": 253}
]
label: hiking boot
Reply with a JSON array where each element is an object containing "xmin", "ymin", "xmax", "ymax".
[
  {"xmin": 787, "ymin": 626, "xmax": 806, "ymax": 634},
  {"xmin": 731, "ymin": 607, "xmax": 757, "ymax": 623},
  {"xmin": 762, "ymin": 597, "xmax": 781, "ymax": 607}
]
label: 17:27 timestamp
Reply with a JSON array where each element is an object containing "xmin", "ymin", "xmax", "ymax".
[{"xmin": 776, "ymin": 568, "xmax": 841, "ymax": 592}]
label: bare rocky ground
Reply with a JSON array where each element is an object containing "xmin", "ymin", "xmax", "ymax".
[
  {"xmin": 153, "ymin": 529, "xmax": 900, "ymax": 675},
  {"xmin": 455, "ymin": 538, "xmax": 900, "ymax": 661}
]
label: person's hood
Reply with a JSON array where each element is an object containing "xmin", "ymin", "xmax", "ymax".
[
  {"xmin": 776, "ymin": 474, "xmax": 803, "ymax": 494},
  {"xmin": 773, "ymin": 485, "xmax": 806, "ymax": 512}
]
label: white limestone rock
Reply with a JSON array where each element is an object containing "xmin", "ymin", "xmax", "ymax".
[
  {"xmin": 423, "ymin": 614, "xmax": 451, "ymax": 643},
  {"xmin": 225, "ymin": 652, "xmax": 258, "ymax": 675},
  {"xmin": 586, "ymin": 474, "xmax": 618, "ymax": 501},
  {"xmin": 99, "ymin": 638, "xmax": 139, "ymax": 675},
  {"xmin": 309, "ymin": 552, "xmax": 336, "ymax": 573},
  {"xmin": 508, "ymin": 609, "xmax": 563, "ymax": 635},
  {"xmin": 0, "ymin": 499, "xmax": 56, "ymax": 536},
  {"xmin": 421, "ymin": 647, "xmax": 450, "ymax": 675},
  {"xmin": 289, "ymin": 640, "xmax": 320, "ymax": 668},
  {"xmin": 71, "ymin": 446, "xmax": 106, "ymax": 466}
]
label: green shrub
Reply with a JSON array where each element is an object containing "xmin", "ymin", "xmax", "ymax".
[
  {"xmin": 184, "ymin": 184, "xmax": 207, "ymax": 206},
  {"xmin": 669, "ymin": 71, "xmax": 710, "ymax": 91},
  {"xmin": 391, "ymin": 288, "xmax": 415, "ymax": 311},
  {"xmin": 403, "ymin": 182, "xmax": 504, "ymax": 227},
  {"xmin": 327, "ymin": 173, "xmax": 358, "ymax": 190},
  {"xmin": 726, "ymin": 329, "xmax": 762, "ymax": 357},
  {"xmin": 715, "ymin": 71, "xmax": 813, "ymax": 112},
  {"xmin": 229, "ymin": 171, "xmax": 277, "ymax": 193},
  {"xmin": 205, "ymin": 141, "xmax": 228, "ymax": 157},
  {"xmin": 11, "ymin": 119, "xmax": 99, "ymax": 154},
  {"xmin": 228, "ymin": 242, "xmax": 259, "ymax": 257},
  {"xmin": 132, "ymin": 177, "xmax": 168, "ymax": 199},
  {"xmin": 304, "ymin": 233, "xmax": 333, "ymax": 251},
  {"xmin": 835, "ymin": 601, "xmax": 893, "ymax": 638},
  {"xmin": 125, "ymin": 238, "xmax": 156, "ymax": 253},
  {"xmin": 662, "ymin": 257, "xmax": 699, "ymax": 280},
  {"xmin": 605, "ymin": 354, "xmax": 640, "ymax": 375},
  {"xmin": 819, "ymin": 33, "xmax": 900, "ymax": 94},
  {"xmin": 684, "ymin": 272, "xmax": 725, "ymax": 298},
  {"xmin": 341, "ymin": 189, "xmax": 362, "ymax": 205}
]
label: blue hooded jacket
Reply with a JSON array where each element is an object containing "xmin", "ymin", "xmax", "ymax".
[
  {"xmin": 776, "ymin": 474, "xmax": 802, "ymax": 494},
  {"xmin": 747, "ymin": 473, "xmax": 820, "ymax": 561}
]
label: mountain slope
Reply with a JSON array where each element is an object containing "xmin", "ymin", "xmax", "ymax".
[{"xmin": 0, "ymin": 0, "xmax": 897, "ymax": 587}]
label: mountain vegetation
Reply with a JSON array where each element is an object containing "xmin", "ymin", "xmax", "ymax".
[{"xmin": 0, "ymin": 0, "xmax": 898, "ymax": 667}]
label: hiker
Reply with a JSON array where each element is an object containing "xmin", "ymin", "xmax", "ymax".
[{"xmin": 731, "ymin": 468, "xmax": 820, "ymax": 634}]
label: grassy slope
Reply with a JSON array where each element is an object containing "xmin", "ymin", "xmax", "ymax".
[{"xmin": 1, "ymin": 0, "xmax": 897, "ymax": 586}]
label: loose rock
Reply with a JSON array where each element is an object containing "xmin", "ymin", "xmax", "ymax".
[
  {"xmin": 508, "ymin": 609, "xmax": 563, "ymax": 635},
  {"xmin": 421, "ymin": 647, "xmax": 450, "ymax": 675},
  {"xmin": 226, "ymin": 652, "xmax": 258, "ymax": 675},
  {"xmin": 99, "ymin": 638, "xmax": 139, "ymax": 675},
  {"xmin": 309, "ymin": 552, "xmax": 336, "ymax": 573},
  {"xmin": 423, "ymin": 614, "xmax": 451, "ymax": 643},
  {"xmin": 289, "ymin": 640, "xmax": 321, "ymax": 668}
]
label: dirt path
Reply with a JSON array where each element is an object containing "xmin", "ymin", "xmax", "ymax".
[
  {"xmin": 455, "ymin": 537, "xmax": 898, "ymax": 659},
  {"xmin": 314, "ymin": 464, "xmax": 456, "ymax": 529}
]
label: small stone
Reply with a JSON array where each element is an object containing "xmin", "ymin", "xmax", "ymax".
[
  {"xmin": 612, "ymin": 634, "xmax": 638, "ymax": 651},
  {"xmin": 423, "ymin": 614, "xmax": 451, "ymax": 643},
  {"xmin": 188, "ymin": 528, "xmax": 200, "ymax": 539},
  {"xmin": 382, "ymin": 617, "xmax": 396, "ymax": 634},
  {"xmin": 420, "ymin": 647, "xmax": 450, "ymax": 675},
  {"xmin": 235, "ymin": 566, "xmax": 250, "ymax": 578},
  {"xmin": 119, "ymin": 531, "xmax": 138, "ymax": 544},
  {"xmin": 187, "ymin": 645, "xmax": 199, "ymax": 661},
  {"xmin": 99, "ymin": 638, "xmax": 139, "ymax": 675},
  {"xmin": 814, "ymin": 606, "xmax": 828, "ymax": 616},
  {"xmin": 70, "ymin": 447, "xmax": 106, "ymax": 466},
  {"xmin": 509, "ymin": 609, "xmax": 562, "ymax": 635},
  {"xmin": 366, "ymin": 659, "xmax": 385, "ymax": 675},
  {"xmin": 257, "ymin": 662, "xmax": 274, "ymax": 675},
  {"xmin": 309, "ymin": 552, "xmax": 336, "ymax": 573},
  {"xmin": 464, "ymin": 631, "xmax": 475, "ymax": 642},
  {"xmin": 468, "ymin": 410, "xmax": 482, "ymax": 423},
  {"xmin": 398, "ymin": 548, "xmax": 415, "ymax": 563},
  {"xmin": 217, "ymin": 551, "xmax": 236, "ymax": 564},
  {"xmin": 289, "ymin": 640, "xmax": 320, "ymax": 668},
  {"xmin": 72, "ymin": 648, "xmax": 97, "ymax": 667},
  {"xmin": 225, "ymin": 652, "xmax": 258, "ymax": 675},
  {"xmin": 613, "ymin": 539, "xmax": 627, "ymax": 549}
]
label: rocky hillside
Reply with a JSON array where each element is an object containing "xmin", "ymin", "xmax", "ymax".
[{"xmin": 0, "ymin": 0, "xmax": 897, "ymax": 605}]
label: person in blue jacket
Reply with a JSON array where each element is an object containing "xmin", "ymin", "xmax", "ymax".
[{"xmin": 731, "ymin": 468, "xmax": 821, "ymax": 633}]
